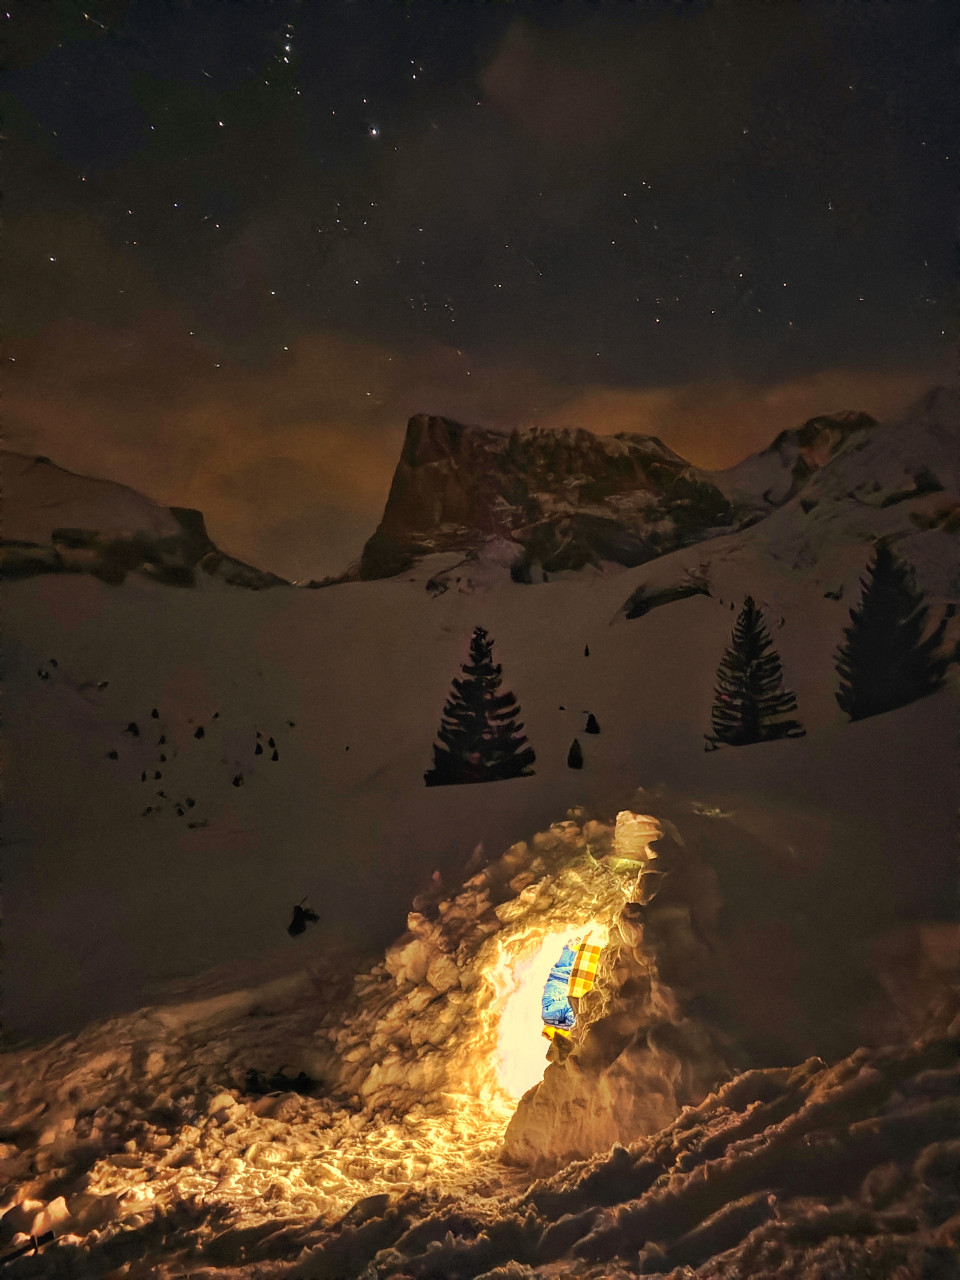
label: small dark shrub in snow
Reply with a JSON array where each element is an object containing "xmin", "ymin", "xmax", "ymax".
[
  {"xmin": 705, "ymin": 596, "xmax": 805, "ymax": 748},
  {"xmin": 567, "ymin": 739, "xmax": 584, "ymax": 768},
  {"xmin": 584, "ymin": 713, "xmax": 600, "ymax": 734},
  {"xmin": 424, "ymin": 625, "xmax": 536, "ymax": 786},
  {"xmin": 286, "ymin": 899, "xmax": 320, "ymax": 937},
  {"xmin": 835, "ymin": 540, "xmax": 951, "ymax": 721}
]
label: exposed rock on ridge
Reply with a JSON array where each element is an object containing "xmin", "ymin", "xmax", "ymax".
[
  {"xmin": 707, "ymin": 410, "xmax": 879, "ymax": 512},
  {"xmin": 359, "ymin": 414, "xmax": 737, "ymax": 581}
]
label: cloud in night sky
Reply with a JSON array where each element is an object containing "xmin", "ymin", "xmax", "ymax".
[
  {"xmin": 3, "ymin": 0, "xmax": 957, "ymax": 578},
  {"xmin": 5, "ymin": 293, "xmax": 945, "ymax": 581}
]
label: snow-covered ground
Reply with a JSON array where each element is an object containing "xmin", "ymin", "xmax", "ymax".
[
  {"xmin": 6, "ymin": 537, "xmax": 957, "ymax": 1038},
  {"xmin": 5, "ymin": 392, "xmax": 960, "ymax": 1037},
  {"xmin": 1, "ymin": 387, "xmax": 959, "ymax": 1275}
]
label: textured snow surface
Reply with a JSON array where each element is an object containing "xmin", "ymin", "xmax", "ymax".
[
  {"xmin": 0, "ymin": 949, "xmax": 956, "ymax": 1276},
  {"xmin": 0, "ymin": 796, "xmax": 956, "ymax": 1276}
]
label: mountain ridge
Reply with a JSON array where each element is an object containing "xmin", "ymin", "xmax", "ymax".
[
  {"xmin": 6, "ymin": 387, "xmax": 957, "ymax": 591},
  {"xmin": 357, "ymin": 412, "xmax": 739, "ymax": 583},
  {"xmin": 0, "ymin": 451, "xmax": 288, "ymax": 590}
]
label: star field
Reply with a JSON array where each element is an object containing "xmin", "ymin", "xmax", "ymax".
[{"xmin": 3, "ymin": 0, "xmax": 958, "ymax": 578}]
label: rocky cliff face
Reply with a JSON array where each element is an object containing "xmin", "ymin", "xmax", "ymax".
[
  {"xmin": 359, "ymin": 415, "xmax": 737, "ymax": 581},
  {"xmin": 1, "ymin": 452, "xmax": 287, "ymax": 590}
]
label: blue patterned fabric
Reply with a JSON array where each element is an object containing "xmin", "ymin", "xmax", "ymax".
[{"xmin": 541, "ymin": 944, "xmax": 577, "ymax": 1030}]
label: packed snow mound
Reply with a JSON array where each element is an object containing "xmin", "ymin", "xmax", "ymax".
[
  {"xmin": 0, "ymin": 452, "xmax": 287, "ymax": 589},
  {"xmin": 303, "ymin": 794, "xmax": 958, "ymax": 1174},
  {"xmin": 358, "ymin": 414, "xmax": 737, "ymax": 581}
]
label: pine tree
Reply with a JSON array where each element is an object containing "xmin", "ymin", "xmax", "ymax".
[
  {"xmin": 705, "ymin": 596, "xmax": 805, "ymax": 749},
  {"xmin": 424, "ymin": 626, "xmax": 536, "ymax": 786},
  {"xmin": 567, "ymin": 738, "xmax": 583, "ymax": 768},
  {"xmin": 835, "ymin": 540, "xmax": 950, "ymax": 721}
]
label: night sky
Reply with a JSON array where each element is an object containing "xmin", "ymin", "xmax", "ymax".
[{"xmin": 5, "ymin": 1, "xmax": 958, "ymax": 579}]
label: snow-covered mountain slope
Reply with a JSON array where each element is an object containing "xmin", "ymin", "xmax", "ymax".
[
  {"xmin": 703, "ymin": 409, "xmax": 878, "ymax": 510},
  {"xmin": 356, "ymin": 413, "xmax": 737, "ymax": 582},
  {"xmin": 3, "ymin": 386, "xmax": 958, "ymax": 1040},
  {"xmin": 620, "ymin": 385, "xmax": 960, "ymax": 619},
  {"xmin": 1, "ymin": 452, "xmax": 287, "ymax": 590},
  {"xmin": 1, "ymin": 389, "xmax": 958, "ymax": 1276},
  {"xmin": 5, "ymin": 543, "xmax": 958, "ymax": 1037}
]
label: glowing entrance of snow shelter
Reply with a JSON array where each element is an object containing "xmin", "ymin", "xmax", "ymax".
[
  {"xmin": 287, "ymin": 812, "xmax": 664, "ymax": 1208},
  {"xmin": 492, "ymin": 922, "xmax": 609, "ymax": 1098}
]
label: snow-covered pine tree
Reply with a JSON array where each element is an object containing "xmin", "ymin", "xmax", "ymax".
[
  {"xmin": 834, "ymin": 540, "xmax": 950, "ymax": 720},
  {"xmin": 705, "ymin": 595, "xmax": 805, "ymax": 748},
  {"xmin": 424, "ymin": 626, "xmax": 536, "ymax": 786}
]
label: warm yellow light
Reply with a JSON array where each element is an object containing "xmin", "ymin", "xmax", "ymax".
[
  {"xmin": 494, "ymin": 928, "xmax": 573, "ymax": 1100},
  {"xmin": 472, "ymin": 917, "xmax": 611, "ymax": 1103}
]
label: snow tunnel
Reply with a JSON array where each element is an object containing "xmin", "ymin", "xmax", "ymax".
[{"xmin": 302, "ymin": 807, "xmax": 681, "ymax": 1190}]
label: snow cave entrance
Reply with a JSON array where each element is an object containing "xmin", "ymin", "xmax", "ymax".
[{"xmin": 468, "ymin": 913, "xmax": 612, "ymax": 1109}]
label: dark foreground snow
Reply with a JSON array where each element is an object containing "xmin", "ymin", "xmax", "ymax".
[
  {"xmin": 0, "ymin": 794, "xmax": 957, "ymax": 1280},
  {"xmin": 0, "ymin": 1007, "xmax": 957, "ymax": 1277}
]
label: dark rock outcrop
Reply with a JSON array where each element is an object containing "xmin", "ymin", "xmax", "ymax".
[{"xmin": 359, "ymin": 415, "xmax": 737, "ymax": 581}]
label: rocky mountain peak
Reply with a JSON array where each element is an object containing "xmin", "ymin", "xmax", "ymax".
[{"xmin": 359, "ymin": 414, "xmax": 736, "ymax": 581}]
